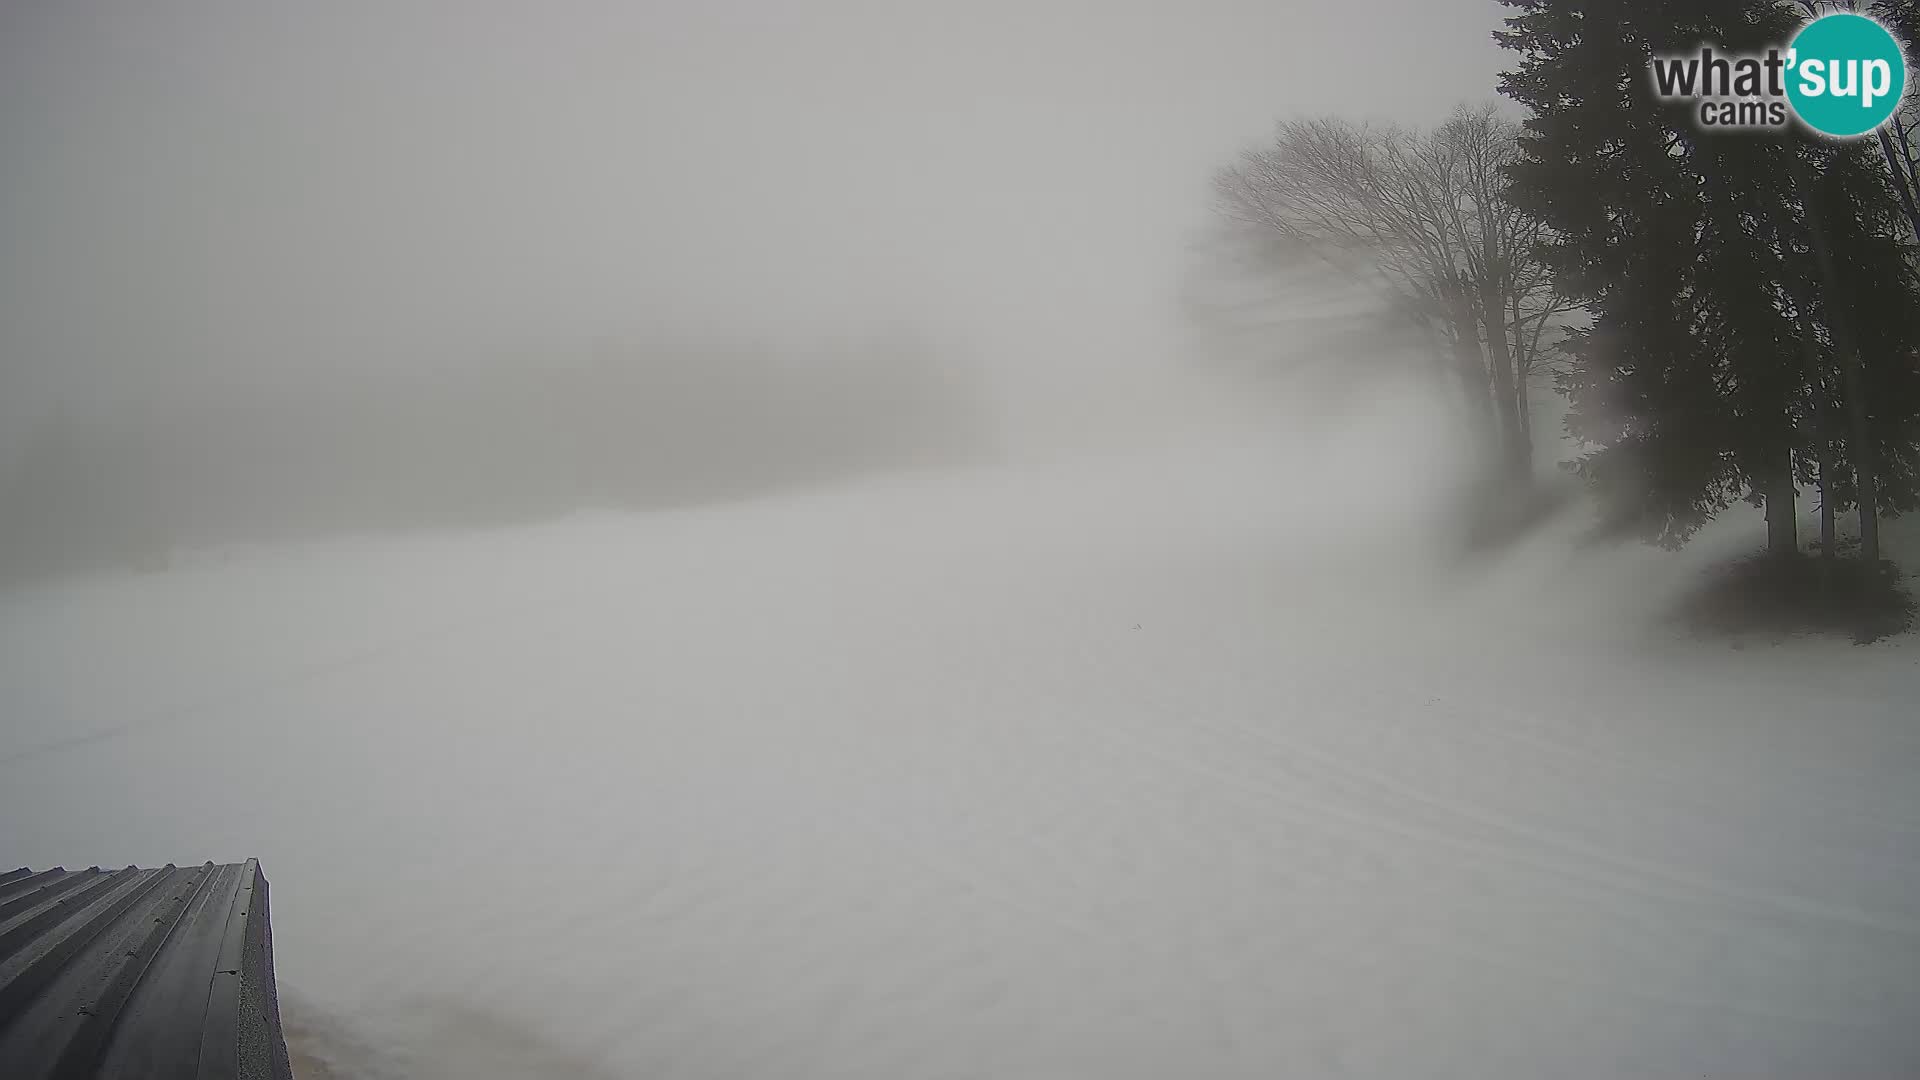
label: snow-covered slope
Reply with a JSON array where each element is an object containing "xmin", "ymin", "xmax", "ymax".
[{"xmin": 2, "ymin": 406, "xmax": 1917, "ymax": 1080}]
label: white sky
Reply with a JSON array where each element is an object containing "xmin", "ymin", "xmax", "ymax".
[{"xmin": 0, "ymin": 0, "xmax": 1512, "ymax": 439}]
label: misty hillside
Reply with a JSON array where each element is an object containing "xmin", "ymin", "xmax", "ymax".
[{"xmin": 0, "ymin": 333, "xmax": 986, "ymax": 582}]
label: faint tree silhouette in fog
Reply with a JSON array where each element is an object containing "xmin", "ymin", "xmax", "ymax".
[
  {"xmin": 1210, "ymin": 104, "xmax": 1571, "ymax": 483},
  {"xmin": 0, "ymin": 332, "xmax": 987, "ymax": 584}
]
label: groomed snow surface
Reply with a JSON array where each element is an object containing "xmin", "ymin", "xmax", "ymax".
[{"xmin": 3, "ymin": 397, "xmax": 1919, "ymax": 1080}]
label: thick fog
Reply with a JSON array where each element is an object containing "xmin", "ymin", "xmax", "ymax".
[
  {"xmin": 6, "ymin": 4, "xmax": 1920, "ymax": 1080},
  {"xmin": 0, "ymin": 0, "xmax": 1510, "ymax": 578}
]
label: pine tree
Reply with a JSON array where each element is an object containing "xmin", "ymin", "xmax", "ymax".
[
  {"xmin": 1498, "ymin": 0, "xmax": 1920, "ymax": 565},
  {"xmin": 1797, "ymin": 135, "xmax": 1920, "ymax": 565},
  {"xmin": 1501, "ymin": 0, "xmax": 1782, "ymax": 546}
]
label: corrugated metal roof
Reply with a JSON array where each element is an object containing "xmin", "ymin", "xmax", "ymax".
[{"xmin": 0, "ymin": 860, "xmax": 293, "ymax": 1079}]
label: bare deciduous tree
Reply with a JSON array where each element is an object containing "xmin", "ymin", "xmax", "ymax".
[{"xmin": 1210, "ymin": 103, "xmax": 1574, "ymax": 479}]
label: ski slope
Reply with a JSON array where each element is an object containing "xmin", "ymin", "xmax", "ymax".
[{"xmin": 2, "ymin": 413, "xmax": 1918, "ymax": 1079}]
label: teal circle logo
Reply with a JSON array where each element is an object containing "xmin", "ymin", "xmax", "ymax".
[{"xmin": 1786, "ymin": 13, "xmax": 1908, "ymax": 138}]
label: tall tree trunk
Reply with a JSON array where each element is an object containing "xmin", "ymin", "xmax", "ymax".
[
  {"xmin": 1763, "ymin": 464, "xmax": 1799, "ymax": 558},
  {"xmin": 1794, "ymin": 153, "xmax": 1882, "ymax": 565},
  {"xmin": 1791, "ymin": 317, "xmax": 1839, "ymax": 570},
  {"xmin": 1817, "ymin": 446, "xmax": 1837, "ymax": 564},
  {"xmin": 1507, "ymin": 293, "xmax": 1537, "ymax": 453},
  {"xmin": 1473, "ymin": 292, "xmax": 1529, "ymax": 477},
  {"xmin": 1515, "ymin": 383, "xmax": 1534, "ymax": 447},
  {"xmin": 1443, "ymin": 322, "xmax": 1505, "ymax": 474},
  {"xmin": 1448, "ymin": 315, "xmax": 1499, "ymax": 463},
  {"xmin": 1898, "ymin": 119, "xmax": 1920, "ymax": 218},
  {"xmin": 1453, "ymin": 351, "xmax": 1494, "ymax": 429},
  {"xmin": 1452, "ymin": 290, "xmax": 1521, "ymax": 478},
  {"xmin": 1877, "ymin": 126, "xmax": 1920, "ymax": 243}
]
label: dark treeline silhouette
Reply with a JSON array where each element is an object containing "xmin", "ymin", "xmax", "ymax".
[
  {"xmin": 1203, "ymin": 0, "xmax": 1920, "ymax": 635},
  {"xmin": 1500, "ymin": 0, "xmax": 1920, "ymax": 567},
  {"xmin": 0, "ymin": 331, "xmax": 986, "ymax": 583}
]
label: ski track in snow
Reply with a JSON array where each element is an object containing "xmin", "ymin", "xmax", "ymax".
[{"xmin": 2, "ymin": 429, "xmax": 1919, "ymax": 1080}]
